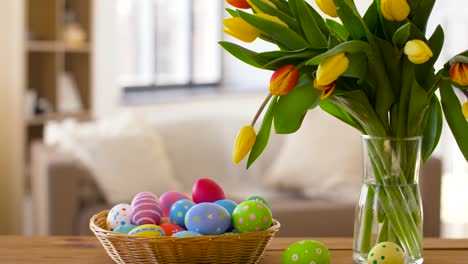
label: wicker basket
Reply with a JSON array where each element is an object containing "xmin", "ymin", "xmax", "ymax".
[{"xmin": 90, "ymin": 210, "xmax": 280, "ymax": 264}]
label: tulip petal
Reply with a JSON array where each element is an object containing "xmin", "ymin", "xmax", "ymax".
[
  {"xmin": 404, "ymin": 39, "xmax": 433, "ymax": 64},
  {"xmin": 226, "ymin": 0, "xmax": 251, "ymax": 9},
  {"xmin": 256, "ymin": 13, "xmax": 288, "ymax": 27},
  {"xmin": 450, "ymin": 63, "xmax": 468, "ymax": 86},
  {"xmin": 233, "ymin": 126, "xmax": 257, "ymax": 164},
  {"xmin": 321, "ymin": 82, "xmax": 337, "ymax": 100},
  {"xmin": 463, "ymin": 102, "xmax": 468, "ymax": 120},
  {"xmin": 316, "ymin": 53, "xmax": 349, "ymax": 86},
  {"xmin": 269, "ymin": 65, "xmax": 299, "ymax": 96},
  {"xmin": 315, "ymin": 0, "xmax": 338, "ymax": 18},
  {"xmin": 223, "ymin": 17, "xmax": 261, "ymax": 43}
]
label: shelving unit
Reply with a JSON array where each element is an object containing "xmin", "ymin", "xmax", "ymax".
[{"xmin": 24, "ymin": 0, "xmax": 93, "ymax": 188}]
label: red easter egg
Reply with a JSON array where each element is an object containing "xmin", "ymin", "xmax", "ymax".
[
  {"xmin": 160, "ymin": 223, "xmax": 185, "ymax": 236},
  {"xmin": 192, "ymin": 178, "xmax": 226, "ymax": 203},
  {"xmin": 159, "ymin": 191, "xmax": 191, "ymax": 217}
]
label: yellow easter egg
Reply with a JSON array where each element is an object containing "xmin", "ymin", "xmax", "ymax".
[
  {"xmin": 128, "ymin": 224, "xmax": 165, "ymax": 237},
  {"xmin": 368, "ymin": 242, "xmax": 404, "ymax": 264}
]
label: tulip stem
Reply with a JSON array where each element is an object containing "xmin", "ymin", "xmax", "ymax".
[{"xmin": 251, "ymin": 94, "xmax": 274, "ymax": 127}]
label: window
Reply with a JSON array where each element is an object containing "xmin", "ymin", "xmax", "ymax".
[{"xmin": 116, "ymin": 0, "xmax": 222, "ymax": 93}]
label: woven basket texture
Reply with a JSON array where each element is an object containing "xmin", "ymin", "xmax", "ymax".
[{"xmin": 90, "ymin": 210, "xmax": 280, "ymax": 264}]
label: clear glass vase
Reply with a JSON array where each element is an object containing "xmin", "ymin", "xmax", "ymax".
[{"xmin": 353, "ymin": 136, "xmax": 424, "ymax": 264}]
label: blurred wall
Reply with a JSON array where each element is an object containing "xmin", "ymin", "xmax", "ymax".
[{"xmin": 0, "ymin": 0, "xmax": 25, "ymax": 234}]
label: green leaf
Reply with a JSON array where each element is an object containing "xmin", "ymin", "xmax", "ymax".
[
  {"xmin": 293, "ymin": 0, "xmax": 328, "ymax": 48},
  {"xmin": 421, "ymin": 96, "xmax": 443, "ymax": 162},
  {"xmin": 320, "ymin": 100, "xmax": 364, "ymax": 132},
  {"xmin": 406, "ymin": 78, "xmax": 429, "ymax": 137},
  {"xmin": 267, "ymin": 0, "xmax": 293, "ymax": 16},
  {"xmin": 306, "ymin": 3, "xmax": 330, "ymax": 36},
  {"xmin": 333, "ymin": 0, "xmax": 369, "ymax": 41},
  {"xmin": 261, "ymin": 50, "xmax": 321, "ymax": 69},
  {"xmin": 440, "ymin": 80, "xmax": 468, "ymax": 161},
  {"xmin": 408, "ymin": 0, "xmax": 436, "ymax": 33},
  {"xmin": 328, "ymin": 89, "xmax": 387, "ymax": 136},
  {"xmin": 415, "ymin": 25, "xmax": 444, "ymax": 90},
  {"xmin": 363, "ymin": 1, "xmax": 385, "ymax": 39},
  {"xmin": 218, "ymin": 41, "xmax": 269, "ymax": 69},
  {"xmin": 392, "ymin": 23, "xmax": 411, "ymax": 48},
  {"xmin": 274, "ymin": 75, "xmax": 322, "ymax": 134},
  {"xmin": 249, "ymin": 0, "xmax": 300, "ymax": 33},
  {"xmin": 342, "ymin": 53, "xmax": 368, "ymax": 79},
  {"xmin": 225, "ymin": 8, "xmax": 239, "ymax": 17},
  {"xmin": 247, "ymin": 96, "xmax": 278, "ymax": 169},
  {"xmin": 305, "ymin": 40, "xmax": 370, "ymax": 65},
  {"xmin": 326, "ymin": 19, "xmax": 349, "ymax": 41},
  {"xmin": 237, "ymin": 10, "xmax": 309, "ymax": 50}
]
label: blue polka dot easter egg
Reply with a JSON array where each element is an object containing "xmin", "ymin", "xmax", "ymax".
[
  {"xmin": 172, "ymin": 231, "xmax": 203, "ymax": 238},
  {"xmin": 232, "ymin": 200, "xmax": 272, "ymax": 234},
  {"xmin": 170, "ymin": 199, "xmax": 195, "ymax": 228},
  {"xmin": 106, "ymin": 203, "xmax": 132, "ymax": 231},
  {"xmin": 184, "ymin": 203, "xmax": 231, "ymax": 235}
]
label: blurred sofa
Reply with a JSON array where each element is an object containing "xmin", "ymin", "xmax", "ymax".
[{"xmin": 30, "ymin": 94, "xmax": 442, "ymax": 237}]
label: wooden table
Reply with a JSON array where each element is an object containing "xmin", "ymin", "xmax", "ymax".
[{"xmin": 0, "ymin": 237, "xmax": 467, "ymax": 263}]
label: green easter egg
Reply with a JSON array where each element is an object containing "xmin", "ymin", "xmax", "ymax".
[
  {"xmin": 232, "ymin": 200, "xmax": 272, "ymax": 233},
  {"xmin": 282, "ymin": 240, "xmax": 330, "ymax": 264},
  {"xmin": 247, "ymin": 195, "xmax": 271, "ymax": 209},
  {"xmin": 368, "ymin": 242, "xmax": 404, "ymax": 264}
]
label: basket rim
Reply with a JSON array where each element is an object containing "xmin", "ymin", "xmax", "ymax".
[{"xmin": 90, "ymin": 210, "xmax": 281, "ymax": 241}]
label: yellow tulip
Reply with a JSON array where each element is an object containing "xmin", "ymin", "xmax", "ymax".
[
  {"xmin": 233, "ymin": 125, "xmax": 257, "ymax": 164},
  {"xmin": 381, "ymin": 0, "xmax": 410, "ymax": 22},
  {"xmin": 463, "ymin": 102, "xmax": 468, "ymax": 120},
  {"xmin": 404, "ymin": 39, "xmax": 433, "ymax": 64},
  {"xmin": 314, "ymin": 80, "xmax": 337, "ymax": 100},
  {"xmin": 450, "ymin": 63, "xmax": 468, "ymax": 87},
  {"xmin": 315, "ymin": 53, "xmax": 350, "ymax": 87},
  {"xmin": 223, "ymin": 17, "xmax": 261, "ymax": 43},
  {"xmin": 315, "ymin": 0, "xmax": 338, "ymax": 18},
  {"xmin": 247, "ymin": 0, "xmax": 276, "ymax": 13}
]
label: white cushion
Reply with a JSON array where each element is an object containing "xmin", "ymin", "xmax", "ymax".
[
  {"xmin": 45, "ymin": 112, "xmax": 181, "ymax": 203},
  {"xmin": 265, "ymin": 108, "xmax": 363, "ymax": 202}
]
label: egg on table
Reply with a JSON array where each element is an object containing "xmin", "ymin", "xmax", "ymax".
[
  {"xmin": 128, "ymin": 224, "xmax": 166, "ymax": 237},
  {"xmin": 106, "ymin": 203, "xmax": 132, "ymax": 231},
  {"xmin": 170, "ymin": 199, "xmax": 195, "ymax": 227},
  {"xmin": 159, "ymin": 191, "xmax": 191, "ymax": 217},
  {"xmin": 282, "ymin": 240, "xmax": 331, "ymax": 264},
  {"xmin": 368, "ymin": 242, "xmax": 404, "ymax": 264},
  {"xmin": 130, "ymin": 192, "xmax": 163, "ymax": 225},
  {"xmin": 184, "ymin": 203, "xmax": 231, "ymax": 235},
  {"xmin": 232, "ymin": 200, "xmax": 272, "ymax": 233}
]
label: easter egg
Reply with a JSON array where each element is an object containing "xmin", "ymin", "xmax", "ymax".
[
  {"xmin": 160, "ymin": 191, "xmax": 191, "ymax": 217},
  {"xmin": 368, "ymin": 242, "xmax": 404, "ymax": 264},
  {"xmin": 247, "ymin": 195, "xmax": 271, "ymax": 209},
  {"xmin": 172, "ymin": 231, "xmax": 202, "ymax": 238},
  {"xmin": 214, "ymin": 199, "xmax": 238, "ymax": 229},
  {"xmin": 160, "ymin": 223, "xmax": 185, "ymax": 236},
  {"xmin": 282, "ymin": 240, "xmax": 330, "ymax": 264},
  {"xmin": 131, "ymin": 192, "xmax": 163, "ymax": 225},
  {"xmin": 170, "ymin": 199, "xmax": 195, "ymax": 227},
  {"xmin": 161, "ymin": 217, "xmax": 171, "ymax": 224},
  {"xmin": 184, "ymin": 203, "xmax": 231, "ymax": 235},
  {"xmin": 114, "ymin": 224, "xmax": 137, "ymax": 234},
  {"xmin": 232, "ymin": 200, "xmax": 272, "ymax": 233},
  {"xmin": 192, "ymin": 178, "xmax": 226, "ymax": 203},
  {"xmin": 106, "ymin": 203, "xmax": 132, "ymax": 231},
  {"xmin": 129, "ymin": 224, "xmax": 166, "ymax": 237}
]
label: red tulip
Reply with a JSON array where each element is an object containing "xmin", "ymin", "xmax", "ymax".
[
  {"xmin": 269, "ymin": 65, "xmax": 299, "ymax": 96},
  {"xmin": 450, "ymin": 62, "xmax": 468, "ymax": 87},
  {"xmin": 226, "ymin": 0, "xmax": 251, "ymax": 9}
]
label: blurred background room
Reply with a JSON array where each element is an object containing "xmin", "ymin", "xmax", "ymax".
[{"xmin": 0, "ymin": 0, "xmax": 467, "ymax": 238}]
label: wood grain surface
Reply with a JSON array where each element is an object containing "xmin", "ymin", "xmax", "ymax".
[{"xmin": 0, "ymin": 236, "xmax": 466, "ymax": 263}]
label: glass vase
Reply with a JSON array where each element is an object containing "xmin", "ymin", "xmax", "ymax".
[{"xmin": 353, "ymin": 136, "xmax": 424, "ymax": 264}]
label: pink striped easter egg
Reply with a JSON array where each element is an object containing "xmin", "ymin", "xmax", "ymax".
[{"xmin": 130, "ymin": 192, "xmax": 162, "ymax": 225}]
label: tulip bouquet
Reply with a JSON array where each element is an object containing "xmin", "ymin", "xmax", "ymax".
[{"xmin": 221, "ymin": 0, "xmax": 468, "ymax": 262}]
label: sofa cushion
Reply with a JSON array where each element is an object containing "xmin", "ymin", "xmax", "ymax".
[
  {"xmin": 45, "ymin": 113, "xmax": 181, "ymax": 204},
  {"xmin": 265, "ymin": 108, "xmax": 363, "ymax": 202}
]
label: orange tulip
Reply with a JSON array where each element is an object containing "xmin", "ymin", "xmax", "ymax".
[
  {"xmin": 226, "ymin": 0, "xmax": 251, "ymax": 9},
  {"xmin": 269, "ymin": 65, "xmax": 299, "ymax": 96},
  {"xmin": 450, "ymin": 62, "xmax": 468, "ymax": 87}
]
